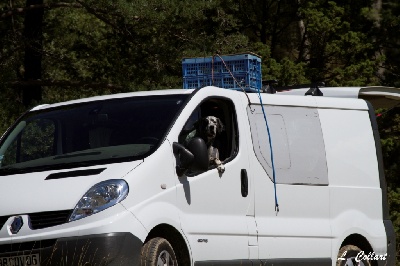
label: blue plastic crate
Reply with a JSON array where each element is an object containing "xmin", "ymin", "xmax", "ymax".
[{"xmin": 182, "ymin": 53, "xmax": 262, "ymax": 91}]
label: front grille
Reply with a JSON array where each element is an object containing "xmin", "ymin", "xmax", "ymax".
[
  {"xmin": 0, "ymin": 216, "xmax": 8, "ymax": 230},
  {"xmin": 0, "ymin": 210, "xmax": 71, "ymax": 231},
  {"xmin": 0, "ymin": 239, "xmax": 56, "ymax": 253},
  {"xmin": 29, "ymin": 210, "xmax": 72, "ymax": 229}
]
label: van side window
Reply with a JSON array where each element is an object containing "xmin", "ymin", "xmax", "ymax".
[
  {"xmin": 247, "ymin": 105, "xmax": 328, "ymax": 185},
  {"xmin": 179, "ymin": 98, "xmax": 238, "ymax": 173}
]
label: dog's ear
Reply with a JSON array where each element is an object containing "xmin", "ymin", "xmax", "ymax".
[
  {"xmin": 192, "ymin": 119, "xmax": 200, "ymax": 130},
  {"xmin": 216, "ymin": 118, "xmax": 225, "ymax": 133},
  {"xmin": 194, "ymin": 118, "xmax": 207, "ymax": 134}
]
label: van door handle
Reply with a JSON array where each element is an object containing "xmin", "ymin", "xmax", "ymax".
[{"xmin": 241, "ymin": 169, "xmax": 248, "ymax": 197}]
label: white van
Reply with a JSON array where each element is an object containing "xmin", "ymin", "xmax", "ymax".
[{"xmin": 0, "ymin": 86, "xmax": 397, "ymax": 266}]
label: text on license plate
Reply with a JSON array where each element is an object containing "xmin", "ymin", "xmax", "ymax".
[{"xmin": 0, "ymin": 254, "xmax": 40, "ymax": 266}]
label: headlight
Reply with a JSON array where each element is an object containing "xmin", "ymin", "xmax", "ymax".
[{"xmin": 69, "ymin": 179, "xmax": 129, "ymax": 222}]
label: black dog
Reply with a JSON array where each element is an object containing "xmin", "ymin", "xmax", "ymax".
[{"xmin": 187, "ymin": 116, "xmax": 225, "ymax": 173}]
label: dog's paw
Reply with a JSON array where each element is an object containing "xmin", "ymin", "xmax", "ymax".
[{"xmin": 217, "ymin": 164, "xmax": 225, "ymax": 174}]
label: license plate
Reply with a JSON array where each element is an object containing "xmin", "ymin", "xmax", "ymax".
[{"xmin": 0, "ymin": 254, "xmax": 40, "ymax": 266}]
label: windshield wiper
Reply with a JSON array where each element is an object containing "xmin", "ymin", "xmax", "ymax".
[
  {"xmin": 0, "ymin": 167, "xmax": 24, "ymax": 176},
  {"xmin": 0, "ymin": 161, "xmax": 98, "ymax": 176},
  {"xmin": 53, "ymin": 151, "xmax": 101, "ymax": 160}
]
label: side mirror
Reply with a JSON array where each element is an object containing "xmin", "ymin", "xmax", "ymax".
[{"xmin": 173, "ymin": 137, "xmax": 209, "ymax": 176}]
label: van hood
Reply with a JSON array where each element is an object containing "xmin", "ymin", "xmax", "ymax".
[{"xmin": 0, "ymin": 161, "xmax": 142, "ymax": 216}]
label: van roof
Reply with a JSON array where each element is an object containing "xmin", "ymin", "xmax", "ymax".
[
  {"xmin": 31, "ymin": 89, "xmax": 194, "ymax": 111},
  {"xmin": 276, "ymin": 86, "xmax": 400, "ymax": 109},
  {"xmin": 31, "ymin": 86, "xmax": 400, "ymax": 112}
]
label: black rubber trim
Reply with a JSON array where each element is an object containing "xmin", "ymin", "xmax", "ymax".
[
  {"xmin": 365, "ymin": 101, "xmax": 390, "ymax": 219},
  {"xmin": 261, "ymin": 258, "xmax": 331, "ymax": 265},
  {"xmin": 195, "ymin": 260, "xmax": 253, "ymax": 266},
  {"xmin": 241, "ymin": 169, "xmax": 248, "ymax": 197},
  {"xmin": 29, "ymin": 209, "xmax": 72, "ymax": 229},
  {"xmin": 380, "ymin": 220, "xmax": 396, "ymax": 266},
  {"xmin": 0, "ymin": 216, "xmax": 8, "ymax": 231},
  {"xmin": 45, "ymin": 168, "xmax": 106, "ymax": 180},
  {"xmin": 195, "ymin": 258, "xmax": 331, "ymax": 266},
  {"xmin": 0, "ymin": 239, "xmax": 57, "ymax": 253},
  {"xmin": 0, "ymin": 232, "xmax": 143, "ymax": 266},
  {"xmin": 365, "ymin": 101, "xmax": 396, "ymax": 266}
]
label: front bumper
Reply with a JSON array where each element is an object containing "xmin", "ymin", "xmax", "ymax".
[
  {"xmin": 0, "ymin": 204, "xmax": 148, "ymax": 265},
  {"xmin": 0, "ymin": 232, "xmax": 143, "ymax": 266}
]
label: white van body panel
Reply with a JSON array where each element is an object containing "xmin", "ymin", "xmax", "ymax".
[
  {"xmin": 318, "ymin": 108, "xmax": 379, "ymax": 188},
  {"xmin": 246, "ymin": 93, "xmax": 332, "ymax": 260},
  {"xmin": 254, "ymin": 182, "xmax": 332, "ymax": 259},
  {"xmin": 33, "ymin": 89, "xmax": 193, "ymax": 111},
  {"xmin": 120, "ymin": 139, "xmax": 182, "ymax": 233},
  {"xmin": 6, "ymin": 204, "xmax": 147, "ymax": 243},
  {"xmin": 0, "ymin": 85, "xmax": 396, "ymax": 265},
  {"xmin": 169, "ymin": 88, "xmax": 255, "ymax": 262},
  {"xmin": 314, "ymin": 96, "xmax": 370, "ymax": 110},
  {"xmin": 318, "ymin": 106, "xmax": 388, "ymax": 261},
  {"xmin": 0, "ymin": 162, "xmax": 141, "ymax": 215}
]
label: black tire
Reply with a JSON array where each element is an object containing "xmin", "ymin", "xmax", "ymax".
[
  {"xmin": 141, "ymin": 237, "xmax": 178, "ymax": 266},
  {"xmin": 336, "ymin": 244, "xmax": 372, "ymax": 266}
]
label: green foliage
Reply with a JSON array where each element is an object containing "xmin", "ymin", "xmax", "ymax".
[
  {"xmin": 298, "ymin": 0, "xmax": 380, "ymax": 84},
  {"xmin": 0, "ymin": 85, "xmax": 26, "ymax": 135},
  {"xmin": 45, "ymin": 8, "xmax": 114, "ymax": 81},
  {"xmin": 380, "ymin": 0, "xmax": 400, "ymax": 87},
  {"xmin": 377, "ymin": 107, "xmax": 400, "ymax": 263},
  {"xmin": 388, "ymin": 188, "xmax": 400, "ymax": 264},
  {"xmin": 267, "ymin": 57, "xmax": 309, "ymax": 86},
  {"xmin": 0, "ymin": 1, "xmax": 399, "ymax": 261},
  {"xmin": 378, "ymin": 108, "xmax": 400, "ymax": 186}
]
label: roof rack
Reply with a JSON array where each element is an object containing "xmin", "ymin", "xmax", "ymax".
[
  {"xmin": 262, "ymin": 81, "xmax": 325, "ymax": 96},
  {"xmin": 262, "ymin": 80, "xmax": 278, "ymax": 94}
]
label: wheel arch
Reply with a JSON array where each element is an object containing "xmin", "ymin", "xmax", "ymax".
[
  {"xmin": 340, "ymin": 233, "xmax": 374, "ymax": 253},
  {"xmin": 339, "ymin": 233, "xmax": 378, "ymax": 266},
  {"xmin": 145, "ymin": 223, "xmax": 191, "ymax": 265}
]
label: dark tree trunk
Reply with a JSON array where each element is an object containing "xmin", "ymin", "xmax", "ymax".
[
  {"xmin": 270, "ymin": 0, "xmax": 281, "ymax": 57},
  {"xmin": 23, "ymin": 0, "xmax": 44, "ymax": 106},
  {"xmin": 260, "ymin": 0, "xmax": 268, "ymax": 44}
]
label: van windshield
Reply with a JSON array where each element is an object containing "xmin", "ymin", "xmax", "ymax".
[{"xmin": 0, "ymin": 94, "xmax": 188, "ymax": 175}]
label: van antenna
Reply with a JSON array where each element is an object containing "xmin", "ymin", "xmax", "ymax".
[
  {"xmin": 212, "ymin": 54, "xmax": 252, "ymax": 106},
  {"xmin": 262, "ymin": 80, "xmax": 278, "ymax": 94},
  {"xmin": 212, "ymin": 54, "xmax": 279, "ymax": 212},
  {"xmin": 257, "ymin": 85, "xmax": 279, "ymax": 214},
  {"xmin": 376, "ymin": 103, "xmax": 400, "ymax": 117}
]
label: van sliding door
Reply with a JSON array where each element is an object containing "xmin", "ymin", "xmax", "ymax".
[{"xmin": 247, "ymin": 104, "xmax": 331, "ymax": 265}]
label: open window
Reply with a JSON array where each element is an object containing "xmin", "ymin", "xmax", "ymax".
[{"xmin": 178, "ymin": 97, "xmax": 239, "ymax": 172}]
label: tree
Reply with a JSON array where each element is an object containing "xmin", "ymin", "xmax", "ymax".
[
  {"xmin": 22, "ymin": 0, "xmax": 44, "ymax": 105},
  {"xmin": 0, "ymin": 0, "xmax": 399, "ymax": 260},
  {"xmin": 379, "ymin": 0, "xmax": 400, "ymax": 86}
]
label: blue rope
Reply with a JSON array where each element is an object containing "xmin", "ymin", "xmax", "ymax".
[{"xmin": 257, "ymin": 87, "xmax": 279, "ymax": 213}]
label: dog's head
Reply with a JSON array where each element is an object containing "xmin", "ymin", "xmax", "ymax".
[{"xmin": 198, "ymin": 116, "xmax": 224, "ymax": 142}]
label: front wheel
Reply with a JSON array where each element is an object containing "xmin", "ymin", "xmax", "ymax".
[
  {"xmin": 141, "ymin": 237, "xmax": 178, "ymax": 266},
  {"xmin": 336, "ymin": 244, "xmax": 372, "ymax": 266}
]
